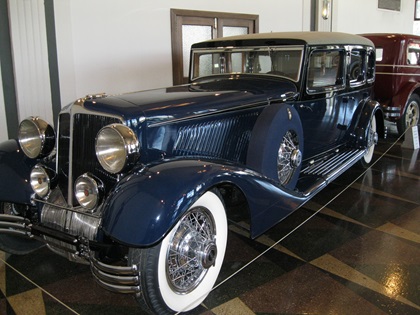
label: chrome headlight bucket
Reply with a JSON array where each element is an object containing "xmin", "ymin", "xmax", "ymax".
[
  {"xmin": 18, "ymin": 117, "xmax": 55, "ymax": 159},
  {"xmin": 95, "ymin": 124, "xmax": 140, "ymax": 174},
  {"xmin": 75, "ymin": 173, "xmax": 104, "ymax": 211},
  {"xmin": 30, "ymin": 165, "xmax": 57, "ymax": 198}
]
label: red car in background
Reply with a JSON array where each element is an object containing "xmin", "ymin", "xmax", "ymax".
[{"xmin": 362, "ymin": 33, "xmax": 420, "ymax": 135}]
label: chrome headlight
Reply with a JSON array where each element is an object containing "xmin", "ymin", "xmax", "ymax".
[
  {"xmin": 75, "ymin": 174, "xmax": 103, "ymax": 210},
  {"xmin": 30, "ymin": 165, "xmax": 54, "ymax": 198},
  {"xmin": 18, "ymin": 117, "xmax": 55, "ymax": 159},
  {"xmin": 95, "ymin": 124, "xmax": 140, "ymax": 174}
]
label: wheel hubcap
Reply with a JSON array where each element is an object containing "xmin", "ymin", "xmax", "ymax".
[
  {"xmin": 201, "ymin": 241, "xmax": 217, "ymax": 269},
  {"xmin": 166, "ymin": 207, "xmax": 216, "ymax": 293},
  {"xmin": 406, "ymin": 101, "xmax": 419, "ymax": 128},
  {"xmin": 290, "ymin": 149, "xmax": 302, "ymax": 168},
  {"xmin": 277, "ymin": 130, "xmax": 300, "ymax": 185}
]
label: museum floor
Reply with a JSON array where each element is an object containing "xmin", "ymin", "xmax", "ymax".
[{"xmin": 0, "ymin": 122, "xmax": 419, "ymax": 315}]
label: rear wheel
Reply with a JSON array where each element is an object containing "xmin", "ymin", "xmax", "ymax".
[
  {"xmin": 0, "ymin": 202, "xmax": 44, "ymax": 254},
  {"xmin": 128, "ymin": 190, "xmax": 227, "ymax": 314},
  {"xmin": 397, "ymin": 94, "xmax": 420, "ymax": 135},
  {"xmin": 359, "ymin": 114, "xmax": 378, "ymax": 168}
]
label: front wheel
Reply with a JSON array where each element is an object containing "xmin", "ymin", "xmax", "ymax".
[
  {"xmin": 0, "ymin": 202, "xmax": 44, "ymax": 254},
  {"xmin": 128, "ymin": 190, "xmax": 228, "ymax": 314},
  {"xmin": 397, "ymin": 94, "xmax": 420, "ymax": 136}
]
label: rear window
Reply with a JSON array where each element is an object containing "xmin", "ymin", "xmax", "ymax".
[
  {"xmin": 375, "ymin": 47, "xmax": 383, "ymax": 62},
  {"xmin": 407, "ymin": 43, "xmax": 420, "ymax": 65},
  {"xmin": 307, "ymin": 49, "xmax": 345, "ymax": 94}
]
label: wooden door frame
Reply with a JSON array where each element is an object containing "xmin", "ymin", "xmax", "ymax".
[{"xmin": 170, "ymin": 9, "xmax": 259, "ymax": 85}]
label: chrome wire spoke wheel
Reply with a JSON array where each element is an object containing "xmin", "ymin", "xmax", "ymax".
[
  {"xmin": 166, "ymin": 207, "xmax": 217, "ymax": 293},
  {"xmin": 277, "ymin": 130, "xmax": 301, "ymax": 185}
]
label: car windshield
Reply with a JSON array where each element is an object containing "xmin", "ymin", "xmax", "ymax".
[{"xmin": 190, "ymin": 46, "xmax": 304, "ymax": 82}]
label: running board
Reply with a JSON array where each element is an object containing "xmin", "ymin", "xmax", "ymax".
[{"xmin": 299, "ymin": 148, "xmax": 366, "ymax": 197}]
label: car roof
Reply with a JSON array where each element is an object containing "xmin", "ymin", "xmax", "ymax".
[
  {"xmin": 361, "ymin": 33, "xmax": 420, "ymax": 42},
  {"xmin": 192, "ymin": 31, "xmax": 374, "ymax": 48}
]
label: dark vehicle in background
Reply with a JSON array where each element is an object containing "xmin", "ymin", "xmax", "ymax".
[
  {"xmin": 0, "ymin": 32, "xmax": 384, "ymax": 314},
  {"xmin": 362, "ymin": 33, "xmax": 420, "ymax": 135}
]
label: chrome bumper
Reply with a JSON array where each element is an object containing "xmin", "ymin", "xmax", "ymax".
[
  {"xmin": 0, "ymin": 214, "xmax": 32, "ymax": 237},
  {"xmin": 382, "ymin": 106, "xmax": 401, "ymax": 119},
  {"xmin": 90, "ymin": 254, "xmax": 141, "ymax": 294},
  {"xmin": 0, "ymin": 214, "xmax": 141, "ymax": 295}
]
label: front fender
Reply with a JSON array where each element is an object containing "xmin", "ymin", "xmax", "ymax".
[
  {"xmin": 0, "ymin": 140, "xmax": 37, "ymax": 204},
  {"xmin": 101, "ymin": 159, "xmax": 307, "ymax": 247}
]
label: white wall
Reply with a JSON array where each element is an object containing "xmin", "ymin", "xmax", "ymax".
[
  {"xmin": 8, "ymin": 0, "xmax": 53, "ymax": 124},
  {"xmin": 54, "ymin": 0, "xmax": 311, "ymax": 106},
  {"xmin": 333, "ymin": 0, "xmax": 415, "ymax": 34}
]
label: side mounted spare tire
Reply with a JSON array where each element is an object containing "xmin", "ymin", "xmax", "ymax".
[{"xmin": 247, "ymin": 103, "xmax": 304, "ymax": 190}]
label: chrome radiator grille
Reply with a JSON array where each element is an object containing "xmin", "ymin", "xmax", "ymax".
[
  {"xmin": 173, "ymin": 112, "xmax": 258, "ymax": 162},
  {"xmin": 57, "ymin": 113, "xmax": 121, "ymax": 205}
]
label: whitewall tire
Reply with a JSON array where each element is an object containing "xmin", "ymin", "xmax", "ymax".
[{"xmin": 129, "ymin": 190, "xmax": 228, "ymax": 314}]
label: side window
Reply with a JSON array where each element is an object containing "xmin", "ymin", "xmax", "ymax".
[
  {"xmin": 192, "ymin": 52, "xmax": 223, "ymax": 78},
  {"xmin": 367, "ymin": 49, "xmax": 375, "ymax": 82},
  {"xmin": 375, "ymin": 47, "xmax": 383, "ymax": 62},
  {"xmin": 349, "ymin": 48, "xmax": 366, "ymax": 86},
  {"xmin": 407, "ymin": 42, "xmax": 420, "ymax": 65},
  {"xmin": 307, "ymin": 49, "xmax": 345, "ymax": 94}
]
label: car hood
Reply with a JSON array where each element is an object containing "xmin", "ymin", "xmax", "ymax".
[{"xmin": 82, "ymin": 76, "xmax": 297, "ymax": 125}]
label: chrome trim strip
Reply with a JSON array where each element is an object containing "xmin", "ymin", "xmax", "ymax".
[
  {"xmin": 148, "ymin": 98, "xmax": 284, "ymax": 128},
  {"xmin": 377, "ymin": 64, "xmax": 420, "ymax": 68},
  {"xmin": 376, "ymin": 72, "xmax": 420, "ymax": 76}
]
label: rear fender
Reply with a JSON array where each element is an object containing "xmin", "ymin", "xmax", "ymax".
[
  {"xmin": 392, "ymin": 82, "xmax": 420, "ymax": 114},
  {"xmin": 0, "ymin": 140, "xmax": 37, "ymax": 204},
  {"xmin": 101, "ymin": 159, "xmax": 307, "ymax": 247},
  {"xmin": 349, "ymin": 99, "xmax": 384, "ymax": 147}
]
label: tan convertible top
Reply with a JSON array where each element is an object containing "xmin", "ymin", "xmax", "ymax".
[{"xmin": 194, "ymin": 31, "xmax": 374, "ymax": 47}]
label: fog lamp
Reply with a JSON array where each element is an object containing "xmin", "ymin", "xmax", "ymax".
[
  {"xmin": 75, "ymin": 174, "xmax": 103, "ymax": 210},
  {"xmin": 30, "ymin": 165, "xmax": 51, "ymax": 198}
]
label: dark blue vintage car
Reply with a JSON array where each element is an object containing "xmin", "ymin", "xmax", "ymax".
[{"xmin": 0, "ymin": 32, "xmax": 384, "ymax": 314}]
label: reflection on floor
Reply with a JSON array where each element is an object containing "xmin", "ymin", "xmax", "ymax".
[{"xmin": 0, "ymin": 124, "xmax": 419, "ymax": 315}]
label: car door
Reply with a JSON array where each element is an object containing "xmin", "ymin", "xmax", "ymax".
[
  {"xmin": 342, "ymin": 47, "xmax": 375, "ymax": 129},
  {"xmin": 296, "ymin": 47, "xmax": 347, "ymax": 159}
]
